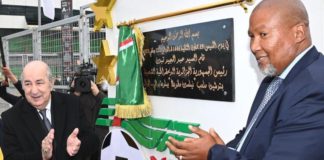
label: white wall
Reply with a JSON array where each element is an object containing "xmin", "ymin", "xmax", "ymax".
[
  {"xmin": 0, "ymin": 15, "xmax": 28, "ymax": 28},
  {"xmin": 106, "ymin": 0, "xmax": 324, "ymax": 145},
  {"xmin": 308, "ymin": 0, "xmax": 324, "ymax": 53},
  {"xmin": 0, "ymin": 0, "xmax": 322, "ymax": 158},
  {"xmin": 1, "ymin": 0, "xmax": 95, "ymax": 9},
  {"xmin": 0, "ymin": 0, "xmax": 95, "ymax": 29}
]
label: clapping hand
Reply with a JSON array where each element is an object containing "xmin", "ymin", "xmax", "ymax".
[
  {"xmin": 66, "ymin": 128, "xmax": 81, "ymax": 157},
  {"xmin": 41, "ymin": 129, "xmax": 55, "ymax": 160}
]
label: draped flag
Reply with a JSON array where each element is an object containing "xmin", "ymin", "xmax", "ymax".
[
  {"xmin": 115, "ymin": 26, "xmax": 151, "ymax": 118},
  {"xmin": 41, "ymin": 0, "xmax": 55, "ymax": 20}
]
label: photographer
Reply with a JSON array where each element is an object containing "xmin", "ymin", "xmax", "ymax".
[{"xmin": 70, "ymin": 78, "xmax": 109, "ymax": 160}]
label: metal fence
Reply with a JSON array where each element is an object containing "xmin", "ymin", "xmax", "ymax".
[{"xmin": 0, "ymin": 5, "xmax": 106, "ymax": 111}]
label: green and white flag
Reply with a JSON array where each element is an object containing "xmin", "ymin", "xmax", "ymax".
[{"xmin": 115, "ymin": 26, "xmax": 151, "ymax": 118}]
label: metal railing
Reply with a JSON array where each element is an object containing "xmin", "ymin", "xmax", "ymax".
[{"xmin": 0, "ymin": 4, "xmax": 106, "ymax": 110}]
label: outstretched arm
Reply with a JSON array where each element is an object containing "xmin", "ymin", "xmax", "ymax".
[
  {"xmin": 2, "ymin": 67, "xmax": 18, "ymax": 84},
  {"xmin": 0, "ymin": 80, "xmax": 21, "ymax": 105},
  {"xmin": 2, "ymin": 66, "xmax": 24, "ymax": 96},
  {"xmin": 166, "ymin": 126, "xmax": 223, "ymax": 160}
]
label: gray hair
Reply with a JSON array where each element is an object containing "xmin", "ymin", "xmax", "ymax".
[
  {"xmin": 260, "ymin": 64, "xmax": 277, "ymax": 77},
  {"xmin": 20, "ymin": 61, "xmax": 54, "ymax": 82}
]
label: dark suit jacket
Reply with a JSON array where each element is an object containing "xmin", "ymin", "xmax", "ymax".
[
  {"xmin": 78, "ymin": 91, "xmax": 109, "ymax": 160},
  {"xmin": 1, "ymin": 91, "xmax": 100, "ymax": 160},
  {"xmin": 208, "ymin": 47, "xmax": 324, "ymax": 160},
  {"xmin": 0, "ymin": 118, "xmax": 3, "ymax": 147},
  {"xmin": 79, "ymin": 91, "xmax": 109, "ymax": 144}
]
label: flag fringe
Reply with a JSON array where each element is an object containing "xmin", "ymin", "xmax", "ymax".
[
  {"xmin": 115, "ymin": 90, "xmax": 152, "ymax": 119},
  {"xmin": 132, "ymin": 26, "xmax": 145, "ymax": 66}
]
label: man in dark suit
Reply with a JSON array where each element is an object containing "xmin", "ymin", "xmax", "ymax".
[
  {"xmin": 1, "ymin": 60, "xmax": 100, "ymax": 160},
  {"xmin": 167, "ymin": 0, "xmax": 324, "ymax": 159}
]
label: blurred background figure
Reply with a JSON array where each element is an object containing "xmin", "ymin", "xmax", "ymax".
[
  {"xmin": 0, "ymin": 67, "xmax": 23, "ymax": 160},
  {"xmin": 70, "ymin": 78, "xmax": 109, "ymax": 160},
  {"xmin": 0, "ymin": 66, "xmax": 24, "ymax": 105}
]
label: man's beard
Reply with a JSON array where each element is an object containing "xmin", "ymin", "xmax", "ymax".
[{"xmin": 260, "ymin": 63, "xmax": 277, "ymax": 77}]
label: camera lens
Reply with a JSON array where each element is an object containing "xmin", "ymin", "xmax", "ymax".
[
  {"xmin": 74, "ymin": 77, "xmax": 91, "ymax": 93},
  {"xmin": 80, "ymin": 81, "xmax": 87, "ymax": 87}
]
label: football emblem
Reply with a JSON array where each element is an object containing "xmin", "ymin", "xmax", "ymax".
[{"xmin": 101, "ymin": 127, "xmax": 146, "ymax": 160}]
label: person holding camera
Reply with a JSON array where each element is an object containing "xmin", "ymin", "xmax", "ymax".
[{"xmin": 70, "ymin": 79, "xmax": 109, "ymax": 160}]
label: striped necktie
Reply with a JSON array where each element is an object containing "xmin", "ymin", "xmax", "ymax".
[
  {"xmin": 39, "ymin": 109, "xmax": 52, "ymax": 132},
  {"xmin": 236, "ymin": 77, "xmax": 283, "ymax": 151}
]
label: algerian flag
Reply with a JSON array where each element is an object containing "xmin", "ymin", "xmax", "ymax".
[
  {"xmin": 41, "ymin": 0, "xmax": 55, "ymax": 20},
  {"xmin": 115, "ymin": 26, "xmax": 151, "ymax": 118}
]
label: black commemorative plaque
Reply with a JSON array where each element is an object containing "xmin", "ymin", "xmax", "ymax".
[{"xmin": 142, "ymin": 18, "xmax": 234, "ymax": 101}]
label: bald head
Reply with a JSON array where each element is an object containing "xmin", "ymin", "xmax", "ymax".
[
  {"xmin": 253, "ymin": 0, "xmax": 309, "ymax": 27},
  {"xmin": 251, "ymin": 0, "xmax": 311, "ymax": 49},
  {"xmin": 22, "ymin": 60, "xmax": 53, "ymax": 81}
]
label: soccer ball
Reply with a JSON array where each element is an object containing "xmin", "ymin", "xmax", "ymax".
[{"xmin": 101, "ymin": 127, "xmax": 146, "ymax": 160}]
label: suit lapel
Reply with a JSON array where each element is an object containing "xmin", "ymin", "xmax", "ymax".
[
  {"xmin": 246, "ymin": 77, "xmax": 273, "ymax": 124},
  {"xmin": 283, "ymin": 47, "xmax": 319, "ymax": 84},
  {"xmin": 241, "ymin": 47, "xmax": 320, "ymax": 151},
  {"xmin": 51, "ymin": 92, "xmax": 67, "ymax": 143},
  {"xmin": 21, "ymin": 101, "xmax": 47, "ymax": 143},
  {"xmin": 254, "ymin": 47, "xmax": 320, "ymax": 127}
]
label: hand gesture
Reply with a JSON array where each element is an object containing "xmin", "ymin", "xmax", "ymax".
[
  {"xmin": 1, "ymin": 80, "xmax": 9, "ymax": 87},
  {"xmin": 41, "ymin": 129, "xmax": 55, "ymax": 160},
  {"xmin": 166, "ymin": 126, "xmax": 224, "ymax": 160},
  {"xmin": 66, "ymin": 128, "xmax": 81, "ymax": 156},
  {"xmin": 2, "ymin": 66, "xmax": 18, "ymax": 84},
  {"xmin": 90, "ymin": 81, "xmax": 99, "ymax": 96}
]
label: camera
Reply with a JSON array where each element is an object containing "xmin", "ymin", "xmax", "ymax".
[{"xmin": 73, "ymin": 63, "xmax": 97, "ymax": 93}]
